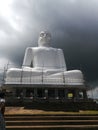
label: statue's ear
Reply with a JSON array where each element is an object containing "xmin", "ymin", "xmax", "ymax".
[{"xmin": 30, "ymin": 61, "xmax": 33, "ymax": 67}]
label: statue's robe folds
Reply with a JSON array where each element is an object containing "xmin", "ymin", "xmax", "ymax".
[{"xmin": 5, "ymin": 47, "xmax": 84, "ymax": 85}]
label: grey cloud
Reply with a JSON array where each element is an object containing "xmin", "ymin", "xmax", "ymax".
[{"xmin": 0, "ymin": 0, "xmax": 98, "ymax": 84}]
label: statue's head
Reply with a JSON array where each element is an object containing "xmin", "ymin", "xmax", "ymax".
[{"xmin": 38, "ymin": 31, "xmax": 51, "ymax": 47}]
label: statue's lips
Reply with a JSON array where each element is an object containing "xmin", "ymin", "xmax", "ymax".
[{"xmin": 39, "ymin": 38, "xmax": 50, "ymax": 42}]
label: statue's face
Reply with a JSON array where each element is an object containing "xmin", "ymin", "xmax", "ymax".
[{"xmin": 38, "ymin": 31, "xmax": 51, "ymax": 47}]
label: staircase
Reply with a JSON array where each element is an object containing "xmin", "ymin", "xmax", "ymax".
[{"xmin": 5, "ymin": 114, "xmax": 98, "ymax": 130}]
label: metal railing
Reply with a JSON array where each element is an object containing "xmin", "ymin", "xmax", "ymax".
[
  {"xmin": 0, "ymin": 65, "xmax": 84, "ymax": 85},
  {"xmin": 5, "ymin": 72, "xmax": 84, "ymax": 85}
]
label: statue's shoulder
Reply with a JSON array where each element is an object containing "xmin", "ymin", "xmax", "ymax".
[
  {"xmin": 55, "ymin": 48, "xmax": 63, "ymax": 52},
  {"xmin": 57, "ymin": 48, "xmax": 62, "ymax": 51},
  {"xmin": 26, "ymin": 47, "xmax": 63, "ymax": 52},
  {"xmin": 31, "ymin": 47, "xmax": 38, "ymax": 50},
  {"xmin": 26, "ymin": 47, "xmax": 38, "ymax": 50},
  {"xmin": 56, "ymin": 48, "xmax": 64, "ymax": 54},
  {"xmin": 48, "ymin": 47, "xmax": 63, "ymax": 53}
]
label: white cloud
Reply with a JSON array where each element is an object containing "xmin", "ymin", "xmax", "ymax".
[
  {"xmin": 0, "ymin": 0, "xmax": 13, "ymax": 17},
  {"xmin": 0, "ymin": 57, "xmax": 9, "ymax": 69},
  {"xmin": 87, "ymin": 87, "xmax": 98, "ymax": 99}
]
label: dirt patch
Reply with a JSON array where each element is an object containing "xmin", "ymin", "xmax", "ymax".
[
  {"xmin": 5, "ymin": 107, "xmax": 44, "ymax": 115},
  {"xmin": 5, "ymin": 107, "xmax": 98, "ymax": 115}
]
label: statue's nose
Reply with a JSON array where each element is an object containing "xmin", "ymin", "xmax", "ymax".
[{"xmin": 43, "ymin": 34, "xmax": 46, "ymax": 37}]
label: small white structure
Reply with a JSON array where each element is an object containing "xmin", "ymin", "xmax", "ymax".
[{"xmin": 4, "ymin": 31, "xmax": 87, "ymax": 101}]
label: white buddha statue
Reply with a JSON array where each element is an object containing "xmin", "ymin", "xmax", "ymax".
[
  {"xmin": 23, "ymin": 31, "xmax": 66, "ymax": 72},
  {"xmin": 5, "ymin": 31, "xmax": 84, "ymax": 85}
]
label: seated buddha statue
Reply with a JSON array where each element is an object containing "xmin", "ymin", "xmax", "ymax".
[{"xmin": 5, "ymin": 31, "xmax": 84, "ymax": 85}]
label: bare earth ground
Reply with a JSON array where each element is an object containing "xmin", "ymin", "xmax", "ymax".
[
  {"xmin": 5, "ymin": 107, "xmax": 44, "ymax": 115},
  {"xmin": 5, "ymin": 107, "xmax": 98, "ymax": 115}
]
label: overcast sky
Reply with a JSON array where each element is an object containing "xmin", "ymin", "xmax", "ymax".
[{"xmin": 0, "ymin": 0, "xmax": 98, "ymax": 86}]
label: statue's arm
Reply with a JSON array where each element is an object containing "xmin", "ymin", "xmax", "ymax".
[
  {"xmin": 58, "ymin": 49, "xmax": 67, "ymax": 70},
  {"xmin": 22, "ymin": 47, "xmax": 33, "ymax": 67}
]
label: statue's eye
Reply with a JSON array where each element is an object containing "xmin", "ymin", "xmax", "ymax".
[
  {"xmin": 46, "ymin": 33, "xmax": 51, "ymax": 37},
  {"xmin": 40, "ymin": 33, "xmax": 45, "ymax": 37},
  {"xmin": 46, "ymin": 33, "xmax": 49, "ymax": 36}
]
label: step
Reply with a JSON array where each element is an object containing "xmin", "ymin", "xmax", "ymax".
[
  {"xmin": 5, "ymin": 115, "xmax": 98, "ymax": 130},
  {"xmin": 5, "ymin": 120, "xmax": 98, "ymax": 126},
  {"xmin": 5, "ymin": 115, "xmax": 98, "ymax": 121},
  {"xmin": 6, "ymin": 125, "xmax": 98, "ymax": 130}
]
